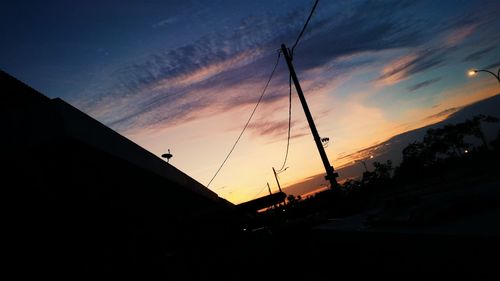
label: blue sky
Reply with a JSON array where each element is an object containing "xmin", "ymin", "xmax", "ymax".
[{"xmin": 1, "ymin": 0, "xmax": 499, "ymax": 203}]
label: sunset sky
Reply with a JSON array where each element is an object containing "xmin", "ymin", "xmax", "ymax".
[{"xmin": 2, "ymin": 0, "xmax": 499, "ymax": 203}]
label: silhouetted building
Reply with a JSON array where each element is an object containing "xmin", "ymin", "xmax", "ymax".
[
  {"xmin": 236, "ymin": 192, "xmax": 286, "ymax": 212},
  {"xmin": 1, "ymin": 71, "xmax": 237, "ymax": 277}
]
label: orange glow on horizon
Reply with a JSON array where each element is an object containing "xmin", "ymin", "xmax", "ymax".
[{"xmin": 126, "ymin": 57, "xmax": 500, "ymax": 205}]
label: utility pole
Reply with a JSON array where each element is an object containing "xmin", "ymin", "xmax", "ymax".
[
  {"xmin": 272, "ymin": 167, "xmax": 283, "ymax": 193},
  {"xmin": 281, "ymin": 44, "xmax": 339, "ymax": 188},
  {"xmin": 267, "ymin": 182, "xmax": 272, "ymax": 195}
]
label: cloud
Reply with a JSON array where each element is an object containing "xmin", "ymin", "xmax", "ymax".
[
  {"xmin": 291, "ymin": 1, "xmax": 425, "ymax": 72},
  {"xmin": 420, "ymin": 107, "xmax": 462, "ymax": 123},
  {"xmin": 79, "ymin": 5, "xmax": 302, "ymax": 132},
  {"xmin": 377, "ymin": 50, "xmax": 446, "ymax": 85},
  {"xmin": 335, "ymin": 141, "xmax": 387, "ymax": 163},
  {"xmin": 76, "ymin": 0, "xmax": 497, "ymax": 134},
  {"xmin": 290, "ymin": 132, "xmax": 309, "ymax": 140},
  {"xmin": 483, "ymin": 61, "xmax": 500, "ymax": 70},
  {"xmin": 152, "ymin": 17, "xmax": 180, "ymax": 28},
  {"xmin": 248, "ymin": 120, "xmax": 294, "ymax": 139},
  {"xmin": 444, "ymin": 24, "xmax": 477, "ymax": 47},
  {"xmin": 407, "ymin": 77, "xmax": 442, "ymax": 92},
  {"xmin": 462, "ymin": 46, "xmax": 496, "ymax": 62}
]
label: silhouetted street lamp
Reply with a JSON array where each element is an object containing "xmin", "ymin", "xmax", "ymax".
[{"xmin": 468, "ymin": 68, "xmax": 500, "ymax": 83}]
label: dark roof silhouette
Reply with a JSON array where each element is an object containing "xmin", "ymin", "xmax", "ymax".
[
  {"xmin": 1, "ymin": 70, "xmax": 237, "ymax": 277},
  {"xmin": 1, "ymin": 70, "xmax": 226, "ymax": 203}
]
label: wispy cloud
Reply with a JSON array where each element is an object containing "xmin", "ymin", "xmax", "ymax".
[
  {"xmin": 152, "ymin": 17, "xmax": 180, "ymax": 28},
  {"xmin": 484, "ymin": 61, "xmax": 500, "ymax": 70},
  {"xmin": 76, "ymin": 0, "xmax": 498, "ymax": 135},
  {"xmin": 248, "ymin": 120, "xmax": 294, "ymax": 139},
  {"xmin": 444, "ymin": 24, "xmax": 477, "ymax": 47},
  {"xmin": 292, "ymin": 0, "xmax": 424, "ymax": 71},
  {"xmin": 462, "ymin": 46, "xmax": 496, "ymax": 62},
  {"xmin": 408, "ymin": 77, "xmax": 442, "ymax": 92},
  {"xmin": 420, "ymin": 107, "xmax": 462, "ymax": 123},
  {"xmin": 376, "ymin": 50, "xmax": 445, "ymax": 85}
]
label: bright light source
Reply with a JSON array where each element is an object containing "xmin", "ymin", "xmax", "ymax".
[
  {"xmin": 466, "ymin": 67, "xmax": 500, "ymax": 83},
  {"xmin": 369, "ymin": 155, "xmax": 374, "ymax": 159},
  {"xmin": 464, "ymin": 149, "xmax": 469, "ymax": 154}
]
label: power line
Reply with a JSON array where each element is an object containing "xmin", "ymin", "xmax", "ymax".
[
  {"xmin": 291, "ymin": 0, "xmax": 320, "ymax": 57},
  {"xmin": 206, "ymin": 51, "xmax": 282, "ymax": 187},
  {"xmin": 276, "ymin": 0, "xmax": 320, "ymax": 172},
  {"xmin": 252, "ymin": 183, "xmax": 269, "ymax": 199},
  {"xmin": 208, "ymin": 1, "xmax": 320, "ymax": 188},
  {"xmin": 276, "ymin": 74, "xmax": 292, "ymax": 172}
]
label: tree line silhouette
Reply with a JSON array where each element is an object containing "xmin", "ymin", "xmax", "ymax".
[{"xmin": 257, "ymin": 114, "xmax": 500, "ymax": 228}]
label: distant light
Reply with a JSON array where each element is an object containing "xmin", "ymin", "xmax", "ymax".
[
  {"xmin": 464, "ymin": 149, "xmax": 469, "ymax": 154},
  {"xmin": 468, "ymin": 70, "xmax": 477, "ymax": 76},
  {"xmin": 369, "ymin": 155, "xmax": 374, "ymax": 159}
]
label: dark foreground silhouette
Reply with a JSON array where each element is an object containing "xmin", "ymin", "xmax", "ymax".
[{"xmin": 2, "ymin": 70, "xmax": 499, "ymax": 278}]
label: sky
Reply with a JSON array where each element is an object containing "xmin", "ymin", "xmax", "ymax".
[{"xmin": 1, "ymin": 0, "xmax": 499, "ymax": 204}]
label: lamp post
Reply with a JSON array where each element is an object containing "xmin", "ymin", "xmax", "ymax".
[{"xmin": 468, "ymin": 68, "xmax": 500, "ymax": 83}]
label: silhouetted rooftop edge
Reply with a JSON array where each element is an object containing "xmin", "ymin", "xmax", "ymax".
[{"xmin": 1, "ymin": 69, "xmax": 229, "ymax": 205}]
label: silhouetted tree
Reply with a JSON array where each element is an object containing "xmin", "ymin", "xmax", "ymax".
[
  {"xmin": 397, "ymin": 115, "xmax": 500, "ymax": 180},
  {"xmin": 373, "ymin": 160, "xmax": 393, "ymax": 179},
  {"xmin": 402, "ymin": 141, "xmax": 427, "ymax": 163},
  {"xmin": 358, "ymin": 160, "xmax": 394, "ymax": 190},
  {"xmin": 424, "ymin": 128, "xmax": 448, "ymax": 159},
  {"xmin": 463, "ymin": 115, "xmax": 499, "ymax": 150},
  {"xmin": 491, "ymin": 130, "xmax": 500, "ymax": 151},
  {"xmin": 342, "ymin": 179, "xmax": 362, "ymax": 192},
  {"xmin": 361, "ymin": 170, "xmax": 376, "ymax": 185},
  {"xmin": 397, "ymin": 125, "xmax": 467, "ymax": 177},
  {"xmin": 397, "ymin": 141, "xmax": 431, "ymax": 178},
  {"xmin": 423, "ymin": 125, "xmax": 470, "ymax": 159}
]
